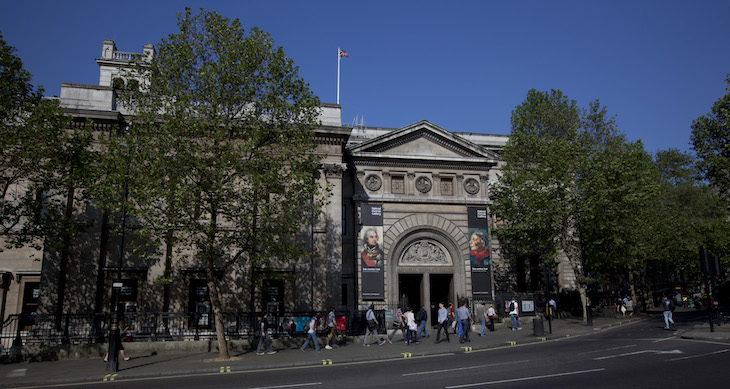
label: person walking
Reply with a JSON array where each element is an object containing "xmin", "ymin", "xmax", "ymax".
[
  {"xmin": 325, "ymin": 307, "xmax": 336, "ymax": 349},
  {"xmin": 457, "ymin": 301, "xmax": 473, "ymax": 343},
  {"xmin": 626, "ymin": 298, "xmax": 634, "ymax": 318},
  {"xmin": 388, "ymin": 304, "xmax": 406, "ymax": 344},
  {"xmin": 662, "ymin": 296, "xmax": 675, "ymax": 329},
  {"xmin": 404, "ymin": 306, "xmax": 419, "ymax": 344},
  {"xmin": 477, "ymin": 303, "xmax": 487, "ymax": 336},
  {"xmin": 486, "ymin": 304, "xmax": 497, "ymax": 331},
  {"xmin": 434, "ymin": 302, "xmax": 450, "ymax": 343},
  {"xmin": 301, "ymin": 315, "xmax": 320, "ymax": 351},
  {"xmin": 416, "ymin": 305, "xmax": 429, "ymax": 339},
  {"xmin": 448, "ymin": 302, "xmax": 457, "ymax": 334},
  {"xmin": 256, "ymin": 312, "xmax": 277, "ymax": 355},
  {"xmin": 509, "ymin": 297, "xmax": 522, "ymax": 330},
  {"xmin": 363, "ymin": 304, "xmax": 386, "ymax": 346}
]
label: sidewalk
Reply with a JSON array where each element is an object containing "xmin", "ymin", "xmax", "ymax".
[{"xmin": 0, "ymin": 313, "xmax": 722, "ymax": 388}]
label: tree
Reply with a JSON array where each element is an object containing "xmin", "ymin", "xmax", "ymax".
[
  {"xmin": 492, "ymin": 89, "xmax": 588, "ymax": 319},
  {"xmin": 493, "ymin": 89, "xmax": 658, "ymax": 320},
  {"xmin": 1, "ymin": 31, "xmax": 97, "ymax": 319},
  {"xmin": 104, "ymin": 9, "xmax": 326, "ymax": 360},
  {"xmin": 648, "ymin": 149, "xmax": 729, "ymax": 279},
  {"xmin": 691, "ymin": 75, "xmax": 730, "ymax": 203}
]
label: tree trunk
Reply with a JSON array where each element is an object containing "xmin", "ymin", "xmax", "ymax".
[{"xmin": 207, "ymin": 268, "xmax": 230, "ymax": 360}]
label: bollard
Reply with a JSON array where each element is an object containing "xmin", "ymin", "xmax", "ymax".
[{"xmin": 533, "ymin": 317, "xmax": 544, "ymax": 336}]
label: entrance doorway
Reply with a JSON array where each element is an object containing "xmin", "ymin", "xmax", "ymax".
[
  {"xmin": 429, "ymin": 274, "xmax": 453, "ymax": 326},
  {"xmin": 398, "ymin": 274, "xmax": 422, "ymax": 311}
]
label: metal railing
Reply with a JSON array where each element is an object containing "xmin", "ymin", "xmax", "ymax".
[{"xmin": 0, "ymin": 310, "xmax": 376, "ymax": 357}]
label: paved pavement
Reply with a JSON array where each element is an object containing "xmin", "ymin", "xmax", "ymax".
[{"xmin": 1, "ymin": 308, "xmax": 728, "ymax": 388}]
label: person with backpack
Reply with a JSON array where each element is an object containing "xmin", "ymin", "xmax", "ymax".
[
  {"xmin": 416, "ymin": 305, "xmax": 429, "ymax": 338},
  {"xmin": 387, "ymin": 304, "xmax": 407, "ymax": 344},
  {"xmin": 662, "ymin": 295, "xmax": 675, "ymax": 329},
  {"xmin": 363, "ymin": 304, "xmax": 386, "ymax": 346},
  {"xmin": 301, "ymin": 315, "xmax": 320, "ymax": 351},
  {"xmin": 509, "ymin": 297, "xmax": 522, "ymax": 331}
]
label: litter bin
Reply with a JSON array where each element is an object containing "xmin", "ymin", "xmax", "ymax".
[{"xmin": 533, "ymin": 317, "xmax": 544, "ymax": 336}]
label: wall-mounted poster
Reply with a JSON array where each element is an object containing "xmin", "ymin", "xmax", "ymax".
[
  {"xmin": 468, "ymin": 207, "xmax": 492, "ymax": 299},
  {"xmin": 360, "ymin": 203, "xmax": 384, "ymax": 300}
]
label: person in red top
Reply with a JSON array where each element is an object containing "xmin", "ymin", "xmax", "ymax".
[{"xmin": 448, "ymin": 302, "xmax": 457, "ymax": 334}]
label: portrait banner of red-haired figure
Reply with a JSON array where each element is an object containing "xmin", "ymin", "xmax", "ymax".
[{"xmin": 468, "ymin": 207, "xmax": 492, "ymax": 299}]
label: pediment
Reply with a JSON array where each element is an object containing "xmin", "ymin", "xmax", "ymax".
[{"xmin": 348, "ymin": 121, "xmax": 499, "ymax": 161}]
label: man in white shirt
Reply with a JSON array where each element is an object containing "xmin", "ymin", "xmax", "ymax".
[{"xmin": 509, "ymin": 297, "xmax": 522, "ymax": 331}]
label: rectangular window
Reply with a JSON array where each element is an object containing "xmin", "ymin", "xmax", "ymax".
[{"xmin": 391, "ymin": 175, "xmax": 405, "ymax": 194}]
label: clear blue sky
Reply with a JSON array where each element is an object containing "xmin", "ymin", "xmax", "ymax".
[{"xmin": 2, "ymin": 1, "xmax": 728, "ymax": 154}]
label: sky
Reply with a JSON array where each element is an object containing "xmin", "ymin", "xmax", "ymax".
[{"xmin": 1, "ymin": 0, "xmax": 728, "ymax": 154}]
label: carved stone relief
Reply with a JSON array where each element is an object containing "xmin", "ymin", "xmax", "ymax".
[
  {"xmin": 399, "ymin": 240, "xmax": 451, "ymax": 266},
  {"xmin": 364, "ymin": 174, "xmax": 382, "ymax": 191},
  {"xmin": 415, "ymin": 176, "xmax": 432, "ymax": 193},
  {"xmin": 464, "ymin": 178, "xmax": 480, "ymax": 195}
]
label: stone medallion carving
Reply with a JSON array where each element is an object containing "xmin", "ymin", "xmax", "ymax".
[
  {"xmin": 464, "ymin": 178, "xmax": 480, "ymax": 195},
  {"xmin": 415, "ymin": 176, "xmax": 432, "ymax": 193},
  {"xmin": 364, "ymin": 174, "xmax": 382, "ymax": 191},
  {"xmin": 399, "ymin": 240, "xmax": 451, "ymax": 266}
]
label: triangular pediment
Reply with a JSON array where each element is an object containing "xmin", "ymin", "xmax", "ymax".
[{"xmin": 348, "ymin": 120, "xmax": 499, "ymax": 162}]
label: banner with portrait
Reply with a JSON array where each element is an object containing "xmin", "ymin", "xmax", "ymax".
[
  {"xmin": 360, "ymin": 203, "xmax": 384, "ymax": 300},
  {"xmin": 468, "ymin": 207, "xmax": 492, "ymax": 299}
]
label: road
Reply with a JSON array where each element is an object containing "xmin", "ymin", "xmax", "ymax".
[{"xmin": 95, "ymin": 311, "xmax": 729, "ymax": 389}]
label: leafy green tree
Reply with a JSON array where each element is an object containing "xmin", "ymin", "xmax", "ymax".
[
  {"xmin": 1, "ymin": 31, "xmax": 97, "ymax": 318},
  {"xmin": 493, "ymin": 89, "xmax": 658, "ymax": 320},
  {"xmin": 492, "ymin": 89, "xmax": 588, "ymax": 318},
  {"xmin": 648, "ymin": 149, "xmax": 729, "ymax": 279},
  {"xmin": 102, "ymin": 9, "xmax": 326, "ymax": 360},
  {"xmin": 691, "ymin": 75, "xmax": 730, "ymax": 203}
]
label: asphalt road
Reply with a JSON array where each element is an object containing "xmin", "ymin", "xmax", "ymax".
[{"xmin": 96, "ymin": 311, "xmax": 730, "ymax": 389}]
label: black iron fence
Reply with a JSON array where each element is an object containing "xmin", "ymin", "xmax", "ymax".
[{"xmin": 0, "ymin": 310, "xmax": 384, "ymax": 357}]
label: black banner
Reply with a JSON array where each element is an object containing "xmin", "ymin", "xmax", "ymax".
[
  {"xmin": 361, "ymin": 204, "xmax": 384, "ymax": 300},
  {"xmin": 468, "ymin": 207, "xmax": 492, "ymax": 298}
]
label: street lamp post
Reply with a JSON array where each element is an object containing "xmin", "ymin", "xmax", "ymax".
[{"xmin": 106, "ymin": 126, "xmax": 131, "ymax": 372}]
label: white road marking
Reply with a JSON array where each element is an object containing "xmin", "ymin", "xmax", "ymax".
[
  {"xmin": 250, "ymin": 383, "xmax": 322, "ymax": 389},
  {"xmin": 445, "ymin": 368, "xmax": 606, "ymax": 388},
  {"xmin": 402, "ymin": 360, "xmax": 529, "ymax": 376},
  {"xmin": 594, "ymin": 349, "xmax": 683, "ymax": 360},
  {"xmin": 577, "ymin": 344, "xmax": 637, "ymax": 355},
  {"xmin": 666, "ymin": 348, "xmax": 729, "ymax": 362}
]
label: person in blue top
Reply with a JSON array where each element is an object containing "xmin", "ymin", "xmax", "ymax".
[{"xmin": 434, "ymin": 302, "xmax": 450, "ymax": 343}]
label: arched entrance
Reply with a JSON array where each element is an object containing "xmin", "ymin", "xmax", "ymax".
[{"xmin": 383, "ymin": 214, "xmax": 469, "ymax": 326}]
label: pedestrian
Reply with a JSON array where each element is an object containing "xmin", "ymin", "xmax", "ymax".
[
  {"xmin": 477, "ymin": 302, "xmax": 487, "ymax": 336},
  {"xmin": 325, "ymin": 307, "xmax": 336, "ymax": 349},
  {"xmin": 363, "ymin": 304, "xmax": 386, "ymax": 346},
  {"xmin": 388, "ymin": 304, "xmax": 407, "ymax": 344},
  {"xmin": 548, "ymin": 298, "xmax": 557, "ymax": 317},
  {"xmin": 301, "ymin": 315, "xmax": 320, "ymax": 351},
  {"xmin": 404, "ymin": 306, "xmax": 419, "ymax": 344},
  {"xmin": 626, "ymin": 298, "xmax": 634, "ymax": 318},
  {"xmin": 457, "ymin": 301, "xmax": 473, "ymax": 343},
  {"xmin": 256, "ymin": 312, "xmax": 277, "ymax": 355},
  {"xmin": 486, "ymin": 304, "xmax": 497, "ymax": 331},
  {"xmin": 103, "ymin": 320, "xmax": 131, "ymax": 362},
  {"xmin": 434, "ymin": 302, "xmax": 450, "ymax": 343},
  {"xmin": 417, "ymin": 305, "xmax": 429, "ymax": 338},
  {"xmin": 661, "ymin": 296, "xmax": 675, "ymax": 329},
  {"xmin": 509, "ymin": 297, "xmax": 522, "ymax": 330},
  {"xmin": 448, "ymin": 302, "xmax": 457, "ymax": 334}
]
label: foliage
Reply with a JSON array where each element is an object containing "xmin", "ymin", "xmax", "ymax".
[
  {"xmin": 691, "ymin": 75, "xmax": 730, "ymax": 202},
  {"xmin": 647, "ymin": 149, "xmax": 730, "ymax": 277},
  {"xmin": 1, "ymin": 31, "xmax": 95, "ymax": 253},
  {"xmin": 95, "ymin": 9, "xmax": 326, "ymax": 360},
  {"xmin": 493, "ymin": 89, "xmax": 659, "ymax": 320}
]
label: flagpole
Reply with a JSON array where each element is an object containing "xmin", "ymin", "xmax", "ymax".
[{"xmin": 337, "ymin": 47, "xmax": 341, "ymax": 105}]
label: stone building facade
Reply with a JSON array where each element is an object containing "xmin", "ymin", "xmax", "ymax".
[{"xmin": 1, "ymin": 40, "xmax": 577, "ymax": 325}]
